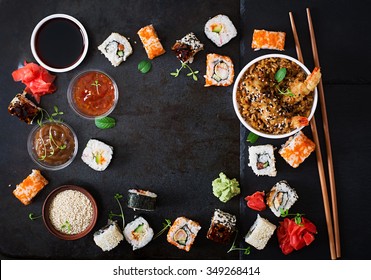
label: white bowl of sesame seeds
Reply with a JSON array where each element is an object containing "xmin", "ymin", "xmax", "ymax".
[{"xmin": 232, "ymin": 54, "xmax": 318, "ymax": 139}]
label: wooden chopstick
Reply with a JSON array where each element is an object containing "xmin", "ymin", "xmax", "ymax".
[
  {"xmin": 289, "ymin": 12, "xmax": 337, "ymax": 260},
  {"xmin": 306, "ymin": 7, "xmax": 341, "ymax": 258}
]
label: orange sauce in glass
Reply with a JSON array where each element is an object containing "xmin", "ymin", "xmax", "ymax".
[{"xmin": 72, "ymin": 71, "xmax": 116, "ymax": 117}]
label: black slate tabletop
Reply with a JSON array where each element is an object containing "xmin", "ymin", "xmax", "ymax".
[{"xmin": 0, "ymin": 0, "xmax": 370, "ymax": 260}]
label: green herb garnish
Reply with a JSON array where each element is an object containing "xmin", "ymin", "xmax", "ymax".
[
  {"xmin": 275, "ymin": 67, "xmax": 287, "ymax": 83},
  {"xmin": 108, "ymin": 193, "xmax": 125, "ymax": 229},
  {"xmin": 91, "ymin": 80, "xmax": 101, "ymax": 94},
  {"xmin": 28, "ymin": 212, "xmax": 42, "ymax": 221},
  {"xmin": 247, "ymin": 132, "xmax": 259, "ymax": 143},
  {"xmin": 171, "ymin": 62, "xmax": 199, "ymax": 81},
  {"xmin": 138, "ymin": 60, "xmax": 152, "ymax": 74},
  {"xmin": 227, "ymin": 231, "xmax": 251, "ymax": 255},
  {"xmin": 61, "ymin": 220, "xmax": 72, "ymax": 234},
  {"xmin": 276, "ymin": 85, "xmax": 294, "ymax": 97},
  {"xmin": 153, "ymin": 219, "xmax": 172, "ymax": 240},
  {"xmin": 37, "ymin": 106, "xmax": 64, "ymax": 126},
  {"xmin": 95, "ymin": 116, "xmax": 116, "ymax": 129},
  {"xmin": 280, "ymin": 209, "xmax": 305, "ymax": 225}
]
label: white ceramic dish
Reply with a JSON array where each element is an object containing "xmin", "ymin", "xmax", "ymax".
[
  {"xmin": 232, "ymin": 54, "xmax": 318, "ymax": 139},
  {"xmin": 30, "ymin": 14, "xmax": 89, "ymax": 73}
]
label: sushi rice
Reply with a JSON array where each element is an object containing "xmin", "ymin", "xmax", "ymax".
[
  {"xmin": 266, "ymin": 180, "xmax": 298, "ymax": 217},
  {"xmin": 248, "ymin": 144, "xmax": 277, "ymax": 177},
  {"xmin": 245, "ymin": 214, "xmax": 276, "ymax": 250},
  {"xmin": 93, "ymin": 220, "xmax": 124, "ymax": 252},
  {"xmin": 98, "ymin": 32, "xmax": 133, "ymax": 67},
  {"xmin": 81, "ymin": 139, "xmax": 113, "ymax": 171},
  {"xmin": 124, "ymin": 216, "xmax": 154, "ymax": 250},
  {"xmin": 204, "ymin": 14, "xmax": 237, "ymax": 47}
]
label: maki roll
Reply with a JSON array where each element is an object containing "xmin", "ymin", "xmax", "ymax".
[
  {"xmin": 279, "ymin": 131, "xmax": 316, "ymax": 168},
  {"xmin": 245, "ymin": 214, "xmax": 276, "ymax": 250},
  {"xmin": 93, "ymin": 220, "xmax": 124, "ymax": 252},
  {"xmin": 204, "ymin": 14, "xmax": 237, "ymax": 47},
  {"xmin": 124, "ymin": 216, "xmax": 154, "ymax": 250},
  {"xmin": 171, "ymin": 32, "xmax": 204, "ymax": 63},
  {"xmin": 204, "ymin": 53, "xmax": 234, "ymax": 87},
  {"xmin": 98, "ymin": 32, "xmax": 133, "ymax": 67},
  {"xmin": 13, "ymin": 169, "xmax": 48, "ymax": 205},
  {"xmin": 266, "ymin": 180, "xmax": 298, "ymax": 217},
  {"xmin": 251, "ymin": 29, "xmax": 286, "ymax": 51},
  {"xmin": 248, "ymin": 144, "xmax": 277, "ymax": 177},
  {"xmin": 206, "ymin": 209, "xmax": 236, "ymax": 244},
  {"xmin": 81, "ymin": 139, "xmax": 113, "ymax": 171},
  {"xmin": 167, "ymin": 217, "xmax": 201, "ymax": 252},
  {"xmin": 127, "ymin": 189, "xmax": 157, "ymax": 211},
  {"xmin": 8, "ymin": 92, "xmax": 41, "ymax": 124},
  {"xmin": 137, "ymin": 24, "xmax": 166, "ymax": 59}
]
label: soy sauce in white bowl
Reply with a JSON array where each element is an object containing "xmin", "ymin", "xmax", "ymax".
[{"xmin": 31, "ymin": 14, "xmax": 89, "ymax": 73}]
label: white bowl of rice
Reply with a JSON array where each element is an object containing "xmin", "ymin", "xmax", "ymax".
[{"xmin": 232, "ymin": 54, "xmax": 318, "ymax": 139}]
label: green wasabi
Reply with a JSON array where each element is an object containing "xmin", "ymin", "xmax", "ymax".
[{"xmin": 212, "ymin": 172, "xmax": 240, "ymax": 203}]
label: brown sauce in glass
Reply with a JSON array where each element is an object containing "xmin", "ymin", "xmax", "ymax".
[{"xmin": 33, "ymin": 122, "xmax": 75, "ymax": 166}]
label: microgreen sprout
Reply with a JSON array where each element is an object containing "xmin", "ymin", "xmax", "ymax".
[
  {"xmin": 280, "ymin": 209, "xmax": 305, "ymax": 225},
  {"xmin": 227, "ymin": 231, "xmax": 251, "ymax": 255},
  {"xmin": 28, "ymin": 212, "xmax": 42, "ymax": 221},
  {"xmin": 276, "ymin": 85, "xmax": 294, "ymax": 97},
  {"xmin": 37, "ymin": 106, "xmax": 64, "ymax": 126},
  {"xmin": 170, "ymin": 62, "xmax": 199, "ymax": 81},
  {"xmin": 61, "ymin": 220, "xmax": 72, "ymax": 234},
  {"xmin": 108, "ymin": 193, "xmax": 125, "ymax": 229},
  {"xmin": 153, "ymin": 219, "xmax": 172, "ymax": 240},
  {"xmin": 91, "ymin": 80, "xmax": 101, "ymax": 94}
]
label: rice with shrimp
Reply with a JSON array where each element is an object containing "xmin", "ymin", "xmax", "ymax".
[{"xmin": 235, "ymin": 57, "xmax": 315, "ymax": 135}]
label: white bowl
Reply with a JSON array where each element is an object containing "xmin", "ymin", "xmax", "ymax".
[
  {"xmin": 30, "ymin": 14, "xmax": 89, "ymax": 73},
  {"xmin": 232, "ymin": 54, "xmax": 318, "ymax": 139}
]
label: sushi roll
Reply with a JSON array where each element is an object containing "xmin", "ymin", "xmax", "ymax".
[
  {"xmin": 266, "ymin": 180, "xmax": 298, "ymax": 217},
  {"xmin": 8, "ymin": 92, "xmax": 41, "ymax": 124},
  {"xmin": 204, "ymin": 14, "xmax": 237, "ymax": 47},
  {"xmin": 279, "ymin": 131, "xmax": 316, "ymax": 168},
  {"xmin": 98, "ymin": 32, "xmax": 133, "ymax": 67},
  {"xmin": 137, "ymin": 24, "xmax": 166, "ymax": 59},
  {"xmin": 81, "ymin": 139, "xmax": 113, "ymax": 171},
  {"xmin": 204, "ymin": 53, "xmax": 234, "ymax": 87},
  {"xmin": 245, "ymin": 214, "xmax": 276, "ymax": 250},
  {"xmin": 93, "ymin": 220, "xmax": 124, "ymax": 252},
  {"xmin": 171, "ymin": 32, "xmax": 204, "ymax": 63},
  {"xmin": 13, "ymin": 169, "xmax": 48, "ymax": 205},
  {"xmin": 251, "ymin": 29, "xmax": 286, "ymax": 51},
  {"xmin": 127, "ymin": 189, "xmax": 157, "ymax": 211},
  {"xmin": 124, "ymin": 216, "xmax": 154, "ymax": 250},
  {"xmin": 206, "ymin": 209, "xmax": 236, "ymax": 244},
  {"xmin": 167, "ymin": 217, "xmax": 201, "ymax": 252},
  {"xmin": 248, "ymin": 144, "xmax": 277, "ymax": 177}
]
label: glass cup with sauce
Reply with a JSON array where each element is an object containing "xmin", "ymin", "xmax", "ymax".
[
  {"xmin": 27, "ymin": 121, "xmax": 78, "ymax": 170},
  {"xmin": 67, "ymin": 70, "xmax": 119, "ymax": 119}
]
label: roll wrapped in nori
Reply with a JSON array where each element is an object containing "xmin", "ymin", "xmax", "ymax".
[{"xmin": 127, "ymin": 189, "xmax": 157, "ymax": 211}]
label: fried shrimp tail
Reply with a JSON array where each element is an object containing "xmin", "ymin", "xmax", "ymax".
[
  {"xmin": 290, "ymin": 67, "xmax": 321, "ymax": 96},
  {"xmin": 290, "ymin": 116, "xmax": 309, "ymax": 129}
]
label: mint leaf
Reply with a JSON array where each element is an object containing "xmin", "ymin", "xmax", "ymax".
[
  {"xmin": 275, "ymin": 68, "xmax": 287, "ymax": 83},
  {"xmin": 247, "ymin": 132, "xmax": 259, "ymax": 143},
  {"xmin": 138, "ymin": 60, "xmax": 152, "ymax": 74},
  {"xmin": 95, "ymin": 116, "xmax": 116, "ymax": 129}
]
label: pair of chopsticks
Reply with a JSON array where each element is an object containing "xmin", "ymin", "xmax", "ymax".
[{"xmin": 289, "ymin": 8, "xmax": 340, "ymax": 260}]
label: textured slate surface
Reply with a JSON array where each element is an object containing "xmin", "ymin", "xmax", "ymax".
[{"xmin": 1, "ymin": 0, "xmax": 370, "ymax": 260}]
